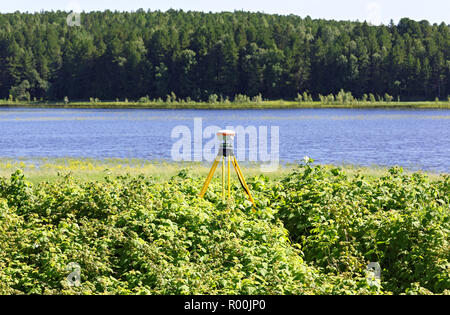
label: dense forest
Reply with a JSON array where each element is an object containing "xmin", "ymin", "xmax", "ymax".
[{"xmin": 0, "ymin": 10, "xmax": 449, "ymax": 102}]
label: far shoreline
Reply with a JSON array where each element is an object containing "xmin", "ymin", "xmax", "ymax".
[{"xmin": 1, "ymin": 100, "xmax": 450, "ymax": 110}]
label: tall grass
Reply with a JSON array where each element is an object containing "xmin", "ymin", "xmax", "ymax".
[
  {"xmin": 2, "ymin": 90, "xmax": 450, "ymax": 109},
  {"xmin": 0, "ymin": 158, "xmax": 444, "ymax": 184}
]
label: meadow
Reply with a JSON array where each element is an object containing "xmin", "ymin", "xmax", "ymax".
[
  {"xmin": 0, "ymin": 158, "xmax": 445, "ymax": 184},
  {"xmin": 0, "ymin": 158, "xmax": 448, "ymax": 295}
]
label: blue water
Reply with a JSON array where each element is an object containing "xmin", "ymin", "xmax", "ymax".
[{"xmin": 0, "ymin": 108, "xmax": 449, "ymax": 172}]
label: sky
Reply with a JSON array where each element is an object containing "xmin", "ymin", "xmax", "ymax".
[{"xmin": 1, "ymin": 0, "xmax": 449, "ymax": 25}]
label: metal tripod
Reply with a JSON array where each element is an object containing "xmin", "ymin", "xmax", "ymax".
[{"xmin": 199, "ymin": 132, "xmax": 256, "ymax": 207}]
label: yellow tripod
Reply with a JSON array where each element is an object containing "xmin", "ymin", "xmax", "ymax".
[{"xmin": 199, "ymin": 130, "xmax": 256, "ymax": 207}]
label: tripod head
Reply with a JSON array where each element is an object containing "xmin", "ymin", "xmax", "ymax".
[{"xmin": 217, "ymin": 130, "xmax": 235, "ymax": 157}]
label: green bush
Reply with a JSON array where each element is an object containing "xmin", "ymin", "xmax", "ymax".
[
  {"xmin": 384, "ymin": 93, "xmax": 393, "ymax": 103},
  {"xmin": 0, "ymin": 170, "xmax": 381, "ymax": 295},
  {"xmin": 273, "ymin": 163, "xmax": 449, "ymax": 294},
  {"xmin": 208, "ymin": 94, "xmax": 219, "ymax": 104},
  {"xmin": 1, "ymin": 167, "xmax": 448, "ymax": 295},
  {"xmin": 234, "ymin": 94, "xmax": 251, "ymax": 103},
  {"xmin": 9, "ymin": 80, "xmax": 31, "ymax": 101}
]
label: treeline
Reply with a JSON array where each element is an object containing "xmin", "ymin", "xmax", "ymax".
[{"xmin": 0, "ymin": 10, "xmax": 449, "ymax": 102}]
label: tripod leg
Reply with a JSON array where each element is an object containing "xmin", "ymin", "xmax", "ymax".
[
  {"xmin": 231, "ymin": 158, "xmax": 247, "ymax": 197},
  {"xmin": 199, "ymin": 155, "xmax": 221, "ymax": 198},
  {"xmin": 227, "ymin": 156, "xmax": 231, "ymax": 199},
  {"xmin": 232, "ymin": 156, "xmax": 256, "ymax": 207},
  {"xmin": 222, "ymin": 156, "xmax": 225, "ymax": 200}
]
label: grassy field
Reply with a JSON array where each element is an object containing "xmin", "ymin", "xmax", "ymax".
[
  {"xmin": 0, "ymin": 158, "xmax": 290, "ymax": 184},
  {"xmin": 0, "ymin": 158, "xmax": 446, "ymax": 184},
  {"xmin": 1, "ymin": 100, "xmax": 450, "ymax": 109}
]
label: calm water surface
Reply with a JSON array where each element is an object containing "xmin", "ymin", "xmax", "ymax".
[{"xmin": 0, "ymin": 108, "xmax": 449, "ymax": 172}]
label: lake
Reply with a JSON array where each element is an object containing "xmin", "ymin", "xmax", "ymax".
[{"xmin": 0, "ymin": 108, "xmax": 449, "ymax": 172}]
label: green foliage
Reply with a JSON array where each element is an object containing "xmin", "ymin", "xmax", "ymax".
[
  {"xmin": 252, "ymin": 93, "xmax": 263, "ymax": 103},
  {"xmin": 139, "ymin": 96, "xmax": 150, "ymax": 103},
  {"xmin": 208, "ymin": 94, "xmax": 219, "ymax": 104},
  {"xmin": 384, "ymin": 93, "xmax": 393, "ymax": 103},
  {"xmin": 9, "ymin": 80, "xmax": 31, "ymax": 101},
  {"xmin": 0, "ymin": 12, "xmax": 448, "ymax": 101},
  {"xmin": 273, "ymin": 164, "xmax": 450, "ymax": 294},
  {"xmin": 0, "ymin": 167, "xmax": 448, "ymax": 295},
  {"xmin": 302, "ymin": 92, "xmax": 309, "ymax": 102},
  {"xmin": 234, "ymin": 94, "xmax": 251, "ymax": 104},
  {"xmin": 0, "ymin": 170, "xmax": 382, "ymax": 295}
]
